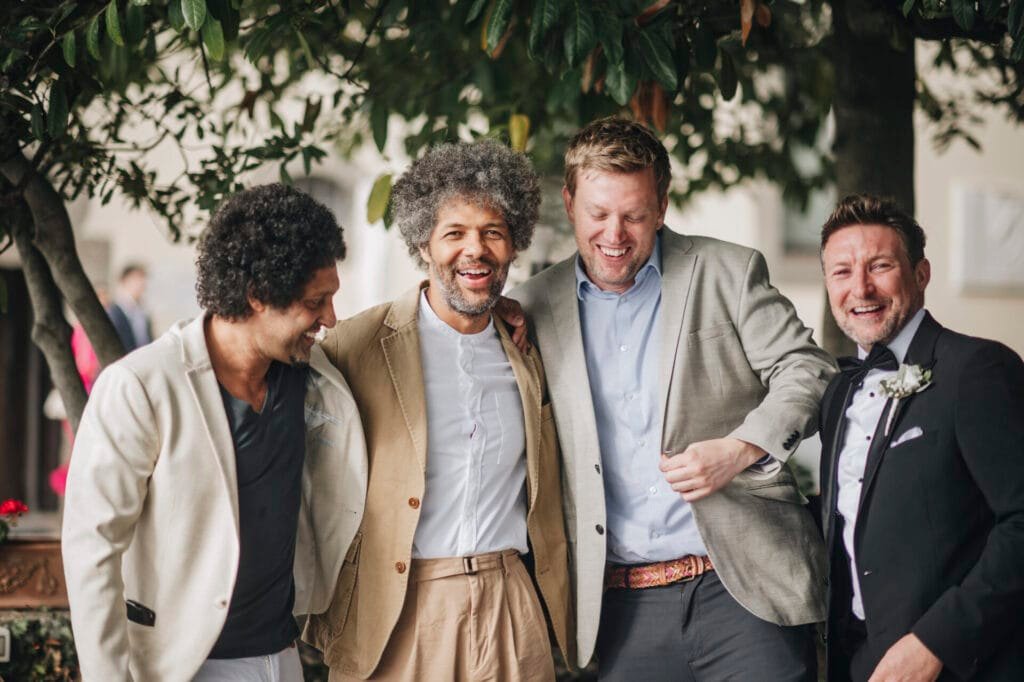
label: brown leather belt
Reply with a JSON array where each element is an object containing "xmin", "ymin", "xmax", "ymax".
[{"xmin": 604, "ymin": 555, "xmax": 714, "ymax": 590}]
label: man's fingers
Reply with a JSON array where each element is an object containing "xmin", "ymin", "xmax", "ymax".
[
  {"xmin": 681, "ymin": 487, "xmax": 712, "ymax": 502},
  {"xmin": 511, "ymin": 324, "xmax": 530, "ymax": 353},
  {"xmin": 659, "ymin": 451, "xmax": 693, "ymax": 471}
]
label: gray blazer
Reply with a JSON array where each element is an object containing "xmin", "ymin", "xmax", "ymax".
[{"xmin": 512, "ymin": 228, "xmax": 836, "ymax": 667}]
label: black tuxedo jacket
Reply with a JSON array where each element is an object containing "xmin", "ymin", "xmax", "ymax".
[{"xmin": 819, "ymin": 313, "xmax": 1024, "ymax": 681}]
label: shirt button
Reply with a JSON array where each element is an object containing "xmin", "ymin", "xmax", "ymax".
[
  {"xmin": 594, "ymin": 464, "xmax": 601, "ymax": 474},
  {"xmin": 619, "ymin": 344, "xmax": 628, "ymax": 352},
  {"xmin": 639, "ymin": 439, "xmax": 646, "ymax": 447},
  {"xmin": 395, "ymin": 561, "xmax": 407, "ymax": 574},
  {"xmin": 216, "ymin": 598, "xmax": 228, "ymax": 609},
  {"xmin": 866, "ymin": 435, "xmax": 871, "ymax": 441},
  {"xmin": 862, "ymin": 569, "xmax": 872, "ymax": 577},
  {"xmin": 649, "ymin": 486, "xmax": 658, "ymax": 495},
  {"xmin": 869, "ymin": 392, "xmax": 875, "ymax": 397},
  {"xmin": 408, "ymin": 497, "xmax": 420, "ymax": 509},
  {"xmin": 595, "ymin": 524, "xmax": 605, "ymax": 535}
]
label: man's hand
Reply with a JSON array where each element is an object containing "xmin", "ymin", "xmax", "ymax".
[
  {"xmin": 868, "ymin": 634, "xmax": 943, "ymax": 682},
  {"xmin": 495, "ymin": 296, "xmax": 530, "ymax": 353},
  {"xmin": 659, "ymin": 438, "xmax": 765, "ymax": 502}
]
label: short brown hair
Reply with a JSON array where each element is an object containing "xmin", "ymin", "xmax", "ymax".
[
  {"xmin": 821, "ymin": 194, "xmax": 926, "ymax": 265},
  {"xmin": 564, "ymin": 117, "xmax": 671, "ymax": 202}
]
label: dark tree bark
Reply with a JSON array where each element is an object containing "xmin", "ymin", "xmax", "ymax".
[
  {"xmin": 0, "ymin": 149, "xmax": 125, "ymax": 369},
  {"xmin": 10, "ymin": 203, "xmax": 88, "ymax": 432},
  {"xmin": 824, "ymin": 0, "xmax": 917, "ymax": 357}
]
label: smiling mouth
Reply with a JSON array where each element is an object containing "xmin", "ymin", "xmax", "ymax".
[
  {"xmin": 850, "ymin": 303, "xmax": 885, "ymax": 317},
  {"xmin": 597, "ymin": 245, "xmax": 630, "ymax": 258},
  {"xmin": 303, "ymin": 325, "xmax": 326, "ymax": 344},
  {"xmin": 456, "ymin": 265, "xmax": 494, "ymax": 287}
]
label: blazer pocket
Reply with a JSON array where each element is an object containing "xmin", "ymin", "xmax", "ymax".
[
  {"xmin": 686, "ymin": 322, "xmax": 735, "ymax": 345},
  {"xmin": 126, "ymin": 599, "xmax": 156, "ymax": 627}
]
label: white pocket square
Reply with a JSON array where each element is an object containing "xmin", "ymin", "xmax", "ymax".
[{"xmin": 891, "ymin": 426, "xmax": 924, "ymax": 448}]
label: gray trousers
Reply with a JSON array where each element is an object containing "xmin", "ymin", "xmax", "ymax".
[{"xmin": 596, "ymin": 571, "xmax": 817, "ymax": 681}]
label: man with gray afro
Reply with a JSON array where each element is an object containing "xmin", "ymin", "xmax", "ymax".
[{"xmin": 306, "ymin": 141, "xmax": 574, "ymax": 681}]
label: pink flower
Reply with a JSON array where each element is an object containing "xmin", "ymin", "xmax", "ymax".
[{"xmin": 0, "ymin": 499, "xmax": 29, "ymax": 516}]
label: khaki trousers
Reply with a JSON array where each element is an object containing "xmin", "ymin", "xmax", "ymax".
[{"xmin": 333, "ymin": 549, "xmax": 555, "ymax": 682}]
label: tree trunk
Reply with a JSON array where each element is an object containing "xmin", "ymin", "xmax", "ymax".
[
  {"xmin": 825, "ymin": 0, "xmax": 917, "ymax": 356},
  {"xmin": 10, "ymin": 204, "xmax": 88, "ymax": 433},
  {"xmin": 0, "ymin": 150, "xmax": 125, "ymax": 368}
]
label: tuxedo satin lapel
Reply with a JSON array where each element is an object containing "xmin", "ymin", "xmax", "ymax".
[
  {"xmin": 656, "ymin": 230, "xmax": 696, "ymax": 424},
  {"xmin": 179, "ymin": 317, "xmax": 240, "ymax": 531},
  {"xmin": 855, "ymin": 313, "xmax": 942, "ymax": 534},
  {"xmin": 381, "ymin": 287, "xmax": 429, "ymax": 475},
  {"xmin": 822, "ymin": 374, "xmax": 856, "ymax": 544},
  {"xmin": 496, "ymin": 318, "xmax": 541, "ymax": 511}
]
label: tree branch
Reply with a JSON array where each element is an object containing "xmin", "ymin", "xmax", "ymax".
[
  {"xmin": 10, "ymin": 202, "xmax": 88, "ymax": 433},
  {"xmin": 0, "ymin": 147, "xmax": 125, "ymax": 367}
]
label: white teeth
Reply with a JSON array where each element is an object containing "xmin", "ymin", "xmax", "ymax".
[
  {"xmin": 853, "ymin": 305, "xmax": 882, "ymax": 314},
  {"xmin": 459, "ymin": 269, "xmax": 490, "ymax": 276},
  {"xmin": 599, "ymin": 246, "xmax": 627, "ymax": 257},
  {"xmin": 305, "ymin": 326, "xmax": 327, "ymax": 342}
]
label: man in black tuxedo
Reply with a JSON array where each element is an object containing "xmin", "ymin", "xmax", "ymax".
[{"xmin": 818, "ymin": 194, "xmax": 1024, "ymax": 682}]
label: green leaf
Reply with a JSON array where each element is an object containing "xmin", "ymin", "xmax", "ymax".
[
  {"xmin": 126, "ymin": 3, "xmax": 145, "ymax": 43},
  {"xmin": 202, "ymin": 17, "xmax": 225, "ymax": 60},
  {"xmin": 1010, "ymin": 2, "xmax": 1024, "ymax": 39},
  {"xmin": 980, "ymin": 0, "xmax": 1000, "ymax": 21},
  {"xmin": 465, "ymin": 0, "xmax": 488, "ymax": 24},
  {"xmin": 106, "ymin": 2, "xmax": 125, "ymax": 46},
  {"xmin": 636, "ymin": 27, "xmax": 677, "ymax": 91},
  {"xmin": 87, "ymin": 15, "xmax": 102, "ymax": 60},
  {"xmin": 594, "ymin": 8, "xmax": 623, "ymax": 65},
  {"xmin": 47, "ymin": 81, "xmax": 69, "ymax": 139},
  {"xmin": 31, "ymin": 103, "xmax": 46, "ymax": 141},
  {"xmin": 605, "ymin": 59, "xmax": 637, "ymax": 105},
  {"xmin": 279, "ymin": 163, "xmax": 292, "ymax": 185},
  {"xmin": 370, "ymin": 101, "xmax": 388, "ymax": 152},
  {"xmin": 168, "ymin": 0, "xmax": 185, "ymax": 31},
  {"xmin": 182, "ymin": 0, "xmax": 207, "ymax": 31},
  {"xmin": 486, "ymin": 0, "xmax": 514, "ymax": 53},
  {"xmin": 718, "ymin": 50, "xmax": 737, "ymax": 100},
  {"xmin": 901, "ymin": 0, "xmax": 915, "ymax": 17},
  {"xmin": 563, "ymin": 1, "xmax": 596, "ymax": 68},
  {"xmin": 950, "ymin": 0, "xmax": 975, "ymax": 30},
  {"xmin": 367, "ymin": 173, "xmax": 392, "ymax": 224},
  {"xmin": 62, "ymin": 32, "xmax": 76, "ymax": 67},
  {"xmin": 529, "ymin": 0, "xmax": 564, "ymax": 54},
  {"xmin": 296, "ymin": 30, "xmax": 316, "ymax": 66},
  {"xmin": 509, "ymin": 113, "xmax": 530, "ymax": 151}
]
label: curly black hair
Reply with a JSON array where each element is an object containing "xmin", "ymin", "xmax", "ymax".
[{"xmin": 195, "ymin": 183, "xmax": 345, "ymax": 319}]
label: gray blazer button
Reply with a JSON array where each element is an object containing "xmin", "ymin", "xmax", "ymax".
[{"xmin": 596, "ymin": 524, "xmax": 604, "ymax": 535}]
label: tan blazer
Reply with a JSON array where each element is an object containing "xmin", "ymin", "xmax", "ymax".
[
  {"xmin": 305, "ymin": 284, "xmax": 574, "ymax": 678},
  {"xmin": 62, "ymin": 316, "xmax": 368, "ymax": 681},
  {"xmin": 512, "ymin": 229, "xmax": 837, "ymax": 667}
]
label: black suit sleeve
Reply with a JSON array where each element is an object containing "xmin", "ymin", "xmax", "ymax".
[{"xmin": 912, "ymin": 342, "xmax": 1024, "ymax": 679}]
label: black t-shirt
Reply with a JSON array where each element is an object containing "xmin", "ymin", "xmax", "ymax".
[{"xmin": 208, "ymin": 361, "xmax": 307, "ymax": 659}]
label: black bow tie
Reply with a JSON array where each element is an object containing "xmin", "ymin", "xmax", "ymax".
[{"xmin": 838, "ymin": 344, "xmax": 898, "ymax": 384}]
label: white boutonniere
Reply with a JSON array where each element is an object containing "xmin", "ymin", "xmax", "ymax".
[{"xmin": 879, "ymin": 363, "xmax": 933, "ymax": 435}]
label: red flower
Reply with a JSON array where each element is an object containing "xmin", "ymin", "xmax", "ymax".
[{"xmin": 0, "ymin": 499, "xmax": 28, "ymax": 516}]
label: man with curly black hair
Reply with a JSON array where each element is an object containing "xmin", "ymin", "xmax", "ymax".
[
  {"xmin": 63, "ymin": 183, "xmax": 368, "ymax": 682},
  {"xmin": 305, "ymin": 142, "xmax": 573, "ymax": 681}
]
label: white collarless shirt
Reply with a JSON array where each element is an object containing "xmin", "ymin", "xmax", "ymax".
[
  {"xmin": 836, "ymin": 307, "xmax": 926, "ymax": 620},
  {"xmin": 412, "ymin": 291, "xmax": 528, "ymax": 559}
]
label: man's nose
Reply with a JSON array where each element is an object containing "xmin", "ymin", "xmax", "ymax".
[
  {"xmin": 851, "ymin": 269, "xmax": 874, "ymax": 298},
  {"xmin": 322, "ymin": 301, "xmax": 338, "ymax": 329}
]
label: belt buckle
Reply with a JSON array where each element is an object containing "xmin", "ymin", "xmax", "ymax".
[{"xmin": 462, "ymin": 556, "xmax": 478, "ymax": 575}]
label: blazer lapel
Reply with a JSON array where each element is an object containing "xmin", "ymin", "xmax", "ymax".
[
  {"xmin": 380, "ymin": 285, "xmax": 429, "ymax": 474},
  {"xmin": 855, "ymin": 313, "xmax": 942, "ymax": 533},
  {"xmin": 496, "ymin": 319, "xmax": 542, "ymax": 510},
  {"xmin": 821, "ymin": 373, "xmax": 856, "ymax": 545},
  {"xmin": 657, "ymin": 229, "xmax": 697, "ymax": 431},
  {"xmin": 177, "ymin": 316, "xmax": 240, "ymax": 532}
]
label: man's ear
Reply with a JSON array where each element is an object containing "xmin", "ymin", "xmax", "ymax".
[
  {"xmin": 562, "ymin": 186, "xmax": 574, "ymax": 224},
  {"xmin": 247, "ymin": 286, "xmax": 266, "ymax": 314},
  {"xmin": 418, "ymin": 243, "xmax": 432, "ymax": 266},
  {"xmin": 657, "ymin": 194, "xmax": 669, "ymax": 227},
  {"xmin": 915, "ymin": 257, "xmax": 931, "ymax": 292}
]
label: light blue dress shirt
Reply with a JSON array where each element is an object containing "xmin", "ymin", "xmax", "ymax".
[{"xmin": 575, "ymin": 232, "xmax": 708, "ymax": 565}]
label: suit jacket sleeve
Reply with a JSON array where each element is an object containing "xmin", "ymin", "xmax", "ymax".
[
  {"xmin": 62, "ymin": 364, "xmax": 160, "ymax": 681},
  {"xmin": 726, "ymin": 250, "xmax": 837, "ymax": 460},
  {"xmin": 911, "ymin": 342, "xmax": 1024, "ymax": 679}
]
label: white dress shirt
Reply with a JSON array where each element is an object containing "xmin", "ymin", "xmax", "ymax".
[
  {"xmin": 837, "ymin": 307, "xmax": 926, "ymax": 619},
  {"xmin": 412, "ymin": 291, "xmax": 528, "ymax": 559}
]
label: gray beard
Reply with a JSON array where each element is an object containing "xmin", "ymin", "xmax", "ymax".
[{"xmin": 433, "ymin": 264, "xmax": 507, "ymax": 318}]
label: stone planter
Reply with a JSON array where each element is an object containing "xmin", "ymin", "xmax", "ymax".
[{"xmin": 0, "ymin": 539, "xmax": 68, "ymax": 609}]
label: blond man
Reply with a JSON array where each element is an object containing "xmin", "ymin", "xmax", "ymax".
[
  {"xmin": 512, "ymin": 117, "xmax": 836, "ymax": 681},
  {"xmin": 305, "ymin": 141, "xmax": 573, "ymax": 681}
]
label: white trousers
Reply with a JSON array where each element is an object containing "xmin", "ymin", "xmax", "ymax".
[{"xmin": 192, "ymin": 645, "xmax": 303, "ymax": 682}]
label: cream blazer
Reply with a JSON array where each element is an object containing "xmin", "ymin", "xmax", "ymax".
[
  {"xmin": 304, "ymin": 284, "xmax": 575, "ymax": 678},
  {"xmin": 512, "ymin": 229, "xmax": 837, "ymax": 667},
  {"xmin": 62, "ymin": 316, "xmax": 368, "ymax": 681}
]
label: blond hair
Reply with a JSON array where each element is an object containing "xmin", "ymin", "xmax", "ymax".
[{"xmin": 564, "ymin": 117, "xmax": 671, "ymax": 201}]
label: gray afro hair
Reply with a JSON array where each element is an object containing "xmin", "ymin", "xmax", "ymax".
[{"xmin": 390, "ymin": 141, "xmax": 541, "ymax": 268}]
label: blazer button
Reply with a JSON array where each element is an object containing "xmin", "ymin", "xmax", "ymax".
[
  {"xmin": 594, "ymin": 464, "xmax": 601, "ymax": 474},
  {"xmin": 408, "ymin": 497, "xmax": 420, "ymax": 509},
  {"xmin": 596, "ymin": 524, "xmax": 605, "ymax": 535},
  {"xmin": 395, "ymin": 561, "xmax": 407, "ymax": 574}
]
